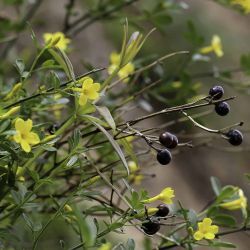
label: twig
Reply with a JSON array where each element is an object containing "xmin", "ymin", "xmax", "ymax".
[
  {"xmin": 66, "ymin": 0, "xmax": 139, "ymax": 37},
  {"xmin": 63, "ymin": 0, "xmax": 76, "ymax": 32},
  {"xmin": 0, "ymin": 0, "xmax": 43, "ymax": 59},
  {"xmin": 4, "ymin": 67, "xmax": 105, "ymax": 109}
]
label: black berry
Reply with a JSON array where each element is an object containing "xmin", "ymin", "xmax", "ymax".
[
  {"xmin": 157, "ymin": 149, "xmax": 172, "ymax": 165},
  {"xmin": 155, "ymin": 204, "xmax": 170, "ymax": 217},
  {"xmin": 209, "ymin": 85, "xmax": 224, "ymax": 100},
  {"xmin": 141, "ymin": 220, "xmax": 160, "ymax": 235},
  {"xmin": 159, "ymin": 132, "xmax": 178, "ymax": 149},
  {"xmin": 168, "ymin": 135, "xmax": 178, "ymax": 149},
  {"xmin": 215, "ymin": 102, "xmax": 230, "ymax": 116},
  {"xmin": 226, "ymin": 129, "xmax": 243, "ymax": 146}
]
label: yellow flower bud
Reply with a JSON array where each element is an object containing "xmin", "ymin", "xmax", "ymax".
[
  {"xmin": 64, "ymin": 204, "xmax": 73, "ymax": 212},
  {"xmin": 142, "ymin": 187, "xmax": 175, "ymax": 204},
  {"xmin": 4, "ymin": 83, "xmax": 22, "ymax": 100},
  {"xmin": 0, "ymin": 106, "xmax": 20, "ymax": 120}
]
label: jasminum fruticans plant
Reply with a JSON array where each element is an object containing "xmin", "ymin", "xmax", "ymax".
[
  {"xmin": 231, "ymin": 0, "xmax": 250, "ymax": 13},
  {"xmin": 72, "ymin": 77, "xmax": 101, "ymax": 106},
  {"xmin": 108, "ymin": 51, "xmax": 135, "ymax": 82},
  {"xmin": 0, "ymin": 1, "xmax": 250, "ymax": 250},
  {"xmin": 200, "ymin": 35, "xmax": 224, "ymax": 57},
  {"xmin": 220, "ymin": 188, "xmax": 247, "ymax": 210},
  {"xmin": 43, "ymin": 32, "xmax": 71, "ymax": 51},
  {"xmin": 193, "ymin": 218, "xmax": 219, "ymax": 241},
  {"xmin": 142, "ymin": 187, "xmax": 175, "ymax": 204},
  {"xmin": 13, "ymin": 118, "xmax": 40, "ymax": 152}
]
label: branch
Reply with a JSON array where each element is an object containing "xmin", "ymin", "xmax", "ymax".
[
  {"xmin": 65, "ymin": 0, "xmax": 139, "ymax": 37},
  {"xmin": 4, "ymin": 67, "xmax": 105, "ymax": 109}
]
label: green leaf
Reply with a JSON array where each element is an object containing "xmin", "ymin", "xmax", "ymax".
[
  {"xmin": 216, "ymin": 186, "xmax": 237, "ymax": 203},
  {"xmin": 47, "ymin": 71, "xmax": 60, "ymax": 89},
  {"xmin": 66, "ymin": 155, "xmax": 78, "ymax": 167},
  {"xmin": 69, "ymin": 129, "xmax": 81, "ymax": 150},
  {"xmin": 212, "ymin": 214, "xmax": 236, "ymax": 227},
  {"xmin": 240, "ymin": 53, "xmax": 250, "ymax": 75},
  {"xmin": 83, "ymin": 115, "xmax": 129, "ymax": 175},
  {"xmin": 74, "ymin": 207, "xmax": 97, "ymax": 248},
  {"xmin": 187, "ymin": 209, "xmax": 198, "ymax": 227},
  {"xmin": 210, "ymin": 176, "xmax": 222, "ymax": 196},
  {"xmin": 95, "ymin": 106, "xmax": 116, "ymax": 130},
  {"xmin": 15, "ymin": 59, "xmax": 25, "ymax": 74},
  {"xmin": 48, "ymin": 48, "xmax": 74, "ymax": 80},
  {"xmin": 126, "ymin": 239, "xmax": 135, "ymax": 250},
  {"xmin": 108, "ymin": 222, "xmax": 124, "ymax": 231},
  {"xmin": 42, "ymin": 59, "xmax": 55, "ymax": 67},
  {"xmin": 26, "ymin": 168, "xmax": 40, "ymax": 182},
  {"xmin": 208, "ymin": 241, "xmax": 236, "ymax": 248}
]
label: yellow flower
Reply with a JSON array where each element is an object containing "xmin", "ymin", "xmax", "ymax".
[
  {"xmin": 128, "ymin": 161, "xmax": 138, "ymax": 172},
  {"xmin": 220, "ymin": 189, "xmax": 247, "ymax": 210},
  {"xmin": 108, "ymin": 52, "xmax": 135, "ymax": 82},
  {"xmin": 13, "ymin": 118, "xmax": 40, "ymax": 153},
  {"xmin": 0, "ymin": 106, "xmax": 20, "ymax": 120},
  {"xmin": 43, "ymin": 32, "xmax": 70, "ymax": 51},
  {"xmin": 98, "ymin": 242, "xmax": 112, "ymax": 250},
  {"xmin": 128, "ymin": 161, "xmax": 144, "ymax": 185},
  {"xmin": 193, "ymin": 218, "xmax": 219, "ymax": 241},
  {"xmin": 130, "ymin": 174, "xmax": 144, "ymax": 185},
  {"xmin": 142, "ymin": 187, "xmax": 175, "ymax": 204},
  {"xmin": 73, "ymin": 77, "xmax": 101, "ymax": 106},
  {"xmin": 231, "ymin": 0, "xmax": 250, "ymax": 13},
  {"xmin": 200, "ymin": 35, "xmax": 223, "ymax": 57}
]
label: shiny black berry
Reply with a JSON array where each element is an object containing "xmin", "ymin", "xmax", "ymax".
[
  {"xmin": 157, "ymin": 149, "xmax": 172, "ymax": 165},
  {"xmin": 215, "ymin": 102, "xmax": 230, "ymax": 116},
  {"xmin": 209, "ymin": 85, "xmax": 224, "ymax": 100},
  {"xmin": 226, "ymin": 129, "xmax": 243, "ymax": 146},
  {"xmin": 168, "ymin": 135, "xmax": 178, "ymax": 149},
  {"xmin": 141, "ymin": 220, "xmax": 160, "ymax": 235},
  {"xmin": 159, "ymin": 132, "xmax": 178, "ymax": 149},
  {"xmin": 155, "ymin": 204, "xmax": 170, "ymax": 217}
]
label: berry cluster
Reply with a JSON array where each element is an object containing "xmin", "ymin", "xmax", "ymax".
[
  {"xmin": 156, "ymin": 132, "xmax": 178, "ymax": 165},
  {"xmin": 141, "ymin": 204, "xmax": 170, "ymax": 235},
  {"xmin": 209, "ymin": 85, "xmax": 230, "ymax": 116},
  {"xmin": 209, "ymin": 85, "xmax": 243, "ymax": 146}
]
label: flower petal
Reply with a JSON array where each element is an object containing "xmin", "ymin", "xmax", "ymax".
[
  {"xmin": 203, "ymin": 218, "xmax": 212, "ymax": 227},
  {"xmin": 21, "ymin": 140, "xmax": 31, "ymax": 153},
  {"xmin": 26, "ymin": 132, "xmax": 40, "ymax": 145},
  {"xmin": 210, "ymin": 225, "xmax": 219, "ymax": 234},
  {"xmin": 87, "ymin": 90, "xmax": 99, "ymax": 100},
  {"xmin": 24, "ymin": 119, "xmax": 33, "ymax": 132},
  {"xmin": 194, "ymin": 231, "xmax": 204, "ymax": 241},
  {"xmin": 15, "ymin": 118, "xmax": 25, "ymax": 132},
  {"xmin": 92, "ymin": 83, "xmax": 100, "ymax": 91},
  {"xmin": 82, "ymin": 77, "xmax": 94, "ymax": 90},
  {"xmin": 13, "ymin": 132, "xmax": 21, "ymax": 143},
  {"xmin": 108, "ymin": 64, "xmax": 117, "ymax": 75},
  {"xmin": 204, "ymin": 232, "xmax": 215, "ymax": 240},
  {"xmin": 110, "ymin": 52, "xmax": 120, "ymax": 65},
  {"xmin": 79, "ymin": 94, "xmax": 88, "ymax": 106}
]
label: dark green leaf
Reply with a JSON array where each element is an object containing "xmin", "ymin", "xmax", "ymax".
[{"xmin": 210, "ymin": 176, "xmax": 222, "ymax": 196}]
